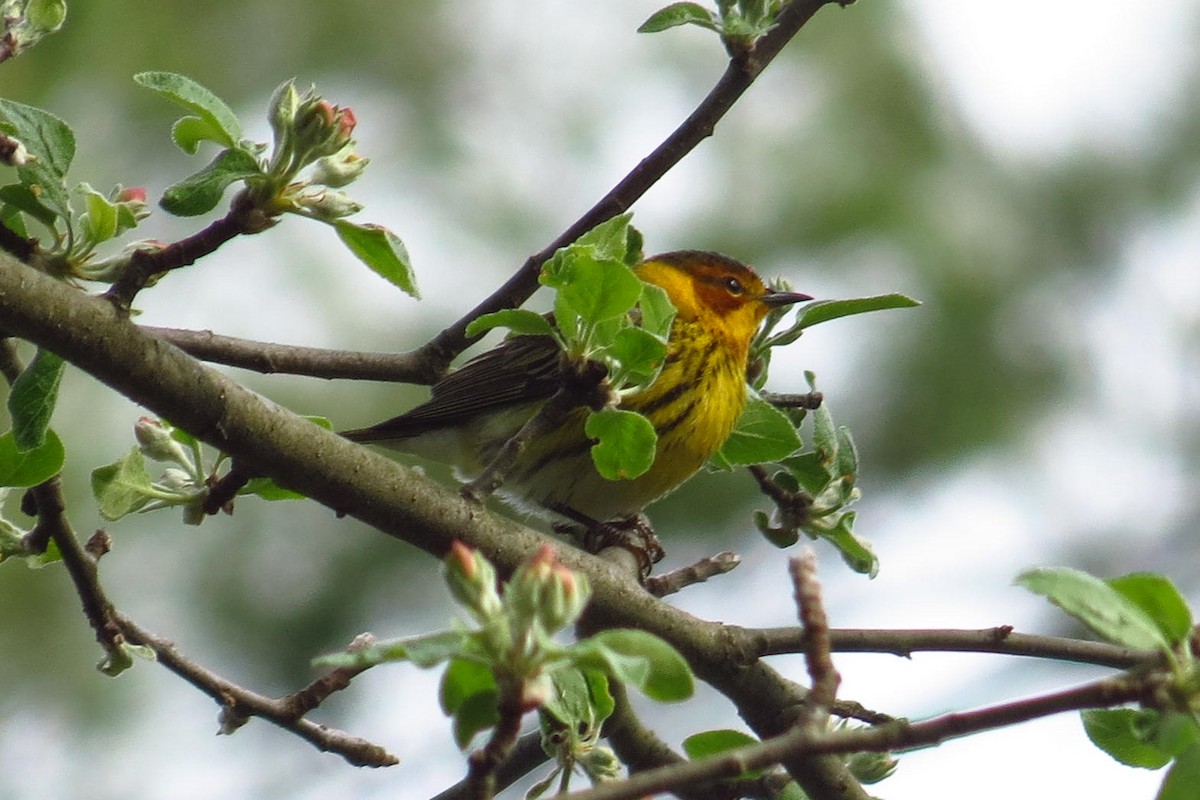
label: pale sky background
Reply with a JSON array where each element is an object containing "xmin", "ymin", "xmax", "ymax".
[{"xmin": 3, "ymin": 1, "xmax": 1198, "ymax": 799}]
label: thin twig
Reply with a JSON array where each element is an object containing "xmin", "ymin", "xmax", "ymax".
[
  {"xmin": 644, "ymin": 551, "xmax": 741, "ymax": 597},
  {"xmin": 103, "ymin": 190, "xmax": 271, "ymax": 311},
  {"xmin": 562, "ymin": 672, "xmax": 1152, "ymax": 800},
  {"xmin": 115, "ymin": 614, "xmax": 398, "ymax": 767},
  {"xmin": 751, "ymin": 626, "xmax": 1154, "ymax": 670},
  {"xmin": 789, "ymin": 552, "xmax": 839, "ymax": 717},
  {"xmin": 141, "ymin": 326, "xmax": 443, "ymax": 384},
  {"xmin": 761, "ymin": 391, "xmax": 823, "ymax": 410},
  {"xmin": 465, "ymin": 677, "xmax": 527, "ymax": 799},
  {"xmin": 431, "ymin": 731, "xmax": 549, "ymax": 800}
]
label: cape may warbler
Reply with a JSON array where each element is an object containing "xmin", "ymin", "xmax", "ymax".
[{"xmin": 344, "ymin": 251, "xmax": 810, "ymax": 529}]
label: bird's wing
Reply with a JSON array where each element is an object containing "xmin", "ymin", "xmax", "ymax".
[{"xmin": 343, "ymin": 334, "xmax": 563, "ymax": 441}]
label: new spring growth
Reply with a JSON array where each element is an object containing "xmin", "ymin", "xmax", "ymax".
[
  {"xmin": 444, "ymin": 540, "xmax": 504, "ymax": 623},
  {"xmin": 507, "ymin": 544, "xmax": 592, "ymax": 635},
  {"xmin": 134, "ymin": 417, "xmax": 194, "ymax": 469}
]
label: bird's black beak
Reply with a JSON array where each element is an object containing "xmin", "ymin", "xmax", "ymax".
[{"xmin": 761, "ymin": 289, "xmax": 813, "ymax": 307}]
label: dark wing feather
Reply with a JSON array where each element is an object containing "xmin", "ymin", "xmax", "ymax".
[{"xmin": 343, "ymin": 335, "xmax": 562, "ymax": 442}]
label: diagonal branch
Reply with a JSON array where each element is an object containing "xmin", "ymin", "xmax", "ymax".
[
  {"xmin": 0, "ymin": 251, "xmax": 868, "ymax": 800},
  {"xmin": 115, "ymin": 615, "xmax": 397, "ymax": 767},
  {"xmin": 407, "ymin": 0, "xmax": 842, "ymax": 376}
]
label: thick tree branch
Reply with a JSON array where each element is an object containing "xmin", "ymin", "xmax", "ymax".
[{"xmin": 0, "ymin": 252, "xmax": 867, "ymax": 800}]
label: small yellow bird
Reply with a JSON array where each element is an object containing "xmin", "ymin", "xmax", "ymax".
[{"xmin": 344, "ymin": 251, "xmax": 809, "ymax": 535}]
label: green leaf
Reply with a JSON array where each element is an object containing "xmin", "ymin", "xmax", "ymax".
[
  {"xmin": 440, "ymin": 657, "xmax": 498, "ymax": 715},
  {"xmin": 683, "ymin": 729, "xmax": 760, "ymax": 772},
  {"xmin": 334, "ymin": 221, "xmax": 421, "ymax": 298},
  {"xmin": 585, "ymin": 408, "xmax": 657, "ymax": 481},
  {"xmin": 1082, "ymin": 709, "xmax": 1178, "ymax": 769},
  {"xmin": 0, "ymin": 429, "xmax": 64, "ymax": 487},
  {"xmin": 638, "ymin": 282, "xmax": 676, "ymax": 341},
  {"xmin": 1158, "ymin": 744, "xmax": 1200, "ymax": 800},
  {"xmin": 754, "ymin": 509, "xmax": 799, "ymax": 548},
  {"xmin": 822, "ymin": 511, "xmax": 878, "ymax": 577},
  {"xmin": 25, "ymin": 0, "xmax": 68, "ymax": 34},
  {"xmin": 170, "ymin": 116, "xmax": 226, "ymax": 155},
  {"xmin": 452, "ymin": 688, "xmax": 500, "ymax": 750},
  {"xmin": 714, "ymin": 395, "xmax": 802, "ymax": 467},
  {"xmin": 0, "ymin": 99, "xmax": 74, "ymax": 220},
  {"xmin": 1084, "ymin": 710, "xmax": 1195, "ymax": 772},
  {"xmin": 542, "ymin": 666, "xmax": 613, "ymax": 736},
  {"xmin": 134, "ymin": 71, "xmax": 243, "ymax": 150},
  {"xmin": 79, "ymin": 184, "xmax": 119, "ymax": 245},
  {"xmin": 556, "ymin": 256, "xmax": 643, "ymax": 326},
  {"xmin": 604, "ymin": 327, "xmax": 667, "ymax": 388},
  {"xmin": 792, "ymin": 294, "xmax": 920, "ymax": 331},
  {"xmin": 8, "ymin": 348, "xmax": 64, "ymax": 451},
  {"xmin": 91, "ymin": 447, "xmax": 154, "ymax": 520},
  {"xmin": 313, "ymin": 629, "xmax": 468, "ymax": 670},
  {"xmin": 571, "ymin": 628, "xmax": 694, "ymax": 702},
  {"xmin": 835, "ymin": 425, "xmax": 858, "ymax": 482},
  {"xmin": 160, "ymin": 148, "xmax": 262, "ymax": 216},
  {"xmin": 638, "ymin": 2, "xmax": 719, "ymax": 33},
  {"xmin": 780, "ymin": 452, "xmax": 833, "ymax": 496},
  {"xmin": 0, "ymin": 183, "xmax": 59, "ymax": 228},
  {"xmin": 0, "ymin": 98, "xmax": 75, "ymax": 179},
  {"xmin": 574, "ymin": 213, "xmax": 636, "ymax": 263},
  {"xmin": 1108, "ymin": 573, "xmax": 1193, "ymax": 646},
  {"xmin": 1016, "ymin": 567, "xmax": 1169, "ymax": 652},
  {"xmin": 240, "ymin": 478, "xmax": 306, "ymax": 501},
  {"xmin": 465, "ymin": 309, "xmax": 556, "ymax": 339}
]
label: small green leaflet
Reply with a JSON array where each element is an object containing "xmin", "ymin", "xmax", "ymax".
[
  {"xmin": 711, "ymin": 394, "xmax": 802, "ymax": 469},
  {"xmin": 8, "ymin": 348, "xmax": 65, "ymax": 451},
  {"xmin": 160, "ymin": 148, "xmax": 262, "ymax": 216},
  {"xmin": 0, "ymin": 429, "xmax": 64, "ymax": 487},
  {"xmin": 465, "ymin": 309, "xmax": 556, "ymax": 339},
  {"xmin": 638, "ymin": 3, "xmax": 719, "ymax": 34},
  {"xmin": 1015, "ymin": 567, "xmax": 1170, "ymax": 652},
  {"xmin": 134, "ymin": 71, "xmax": 243, "ymax": 151},
  {"xmin": 585, "ymin": 408, "xmax": 657, "ymax": 480},
  {"xmin": 334, "ymin": 220, "xmax": 420, "ymax": 298}
]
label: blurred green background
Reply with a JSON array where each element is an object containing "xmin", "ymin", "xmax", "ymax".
[{"xmin": 2, "ymin": 1, "xmax": 1198, "ymax": 798}]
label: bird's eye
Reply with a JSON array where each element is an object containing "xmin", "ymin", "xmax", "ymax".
[{"xmin": 724, "ymin": 276, "xmax": 744, "ymax": 295}]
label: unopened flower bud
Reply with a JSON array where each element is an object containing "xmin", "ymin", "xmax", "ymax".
[
  {"xmin": 292, "ymin": 186, "xmax": 363, "ymax": 221},
  {"xmin": 1, "ymin": 134, "xmax": 30, "ymax": 167},
  {"xmin": 134, "ymin": 418, "xmax": 193, "ymax": 467},
  {"xmin": 444, "ymin": 541, "xmax": 502, "ymax": 621},
  {"xmin": 847, "ymin": 750, "xmax": 899, "ymax": 784},
  {"xmin": 311, "ymin": 147, "xmax": 369, "ymax": 188},
  {"xmin": 507, "ymin": 545, "xmax": 590, "ymax": 633},
  {"xmin": 268, "ymin": 79, "xmax": 301, "ymax": 146}
]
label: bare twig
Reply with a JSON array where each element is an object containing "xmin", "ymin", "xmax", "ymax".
[
  {"xmin": 761, "ymin": 391, "xmax": 823, "ymax": 410},
  {"xmin": 465, "ymin": 677, "xmax": 527, "ymax": 799},
  {"xmin": 790, "ymin": 552, "xmax": 839, "ymax": 718},
  {"xmin": 431, "ymin": 731, "xmax": 549, "ymax": 800},
  {"xmin": 141, "ymin": 326, "xmax": 442, "ymax": 384},
  {"xmin": 562, "ymin": 672, "xmax": 1152, "ymax": 800},
  {"xmin": 104, "ymin": 190, "xmax": 272, "ymax": 311},
  {"xmin": 115, "ymin": 614, "xmax": 398, "ymax": 767},
  {"xmin": 751, "ymin": 626, "xmax": 1154, "ymax": 670},
  {"xmin": 644, "ymin": 551, "xmax": 741, "ymax": 597}
]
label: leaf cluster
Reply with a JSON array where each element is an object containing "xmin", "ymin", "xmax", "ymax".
[{"xmin": 1019, "ymin": 568, "xmax": 1200, "ymax": 800}]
